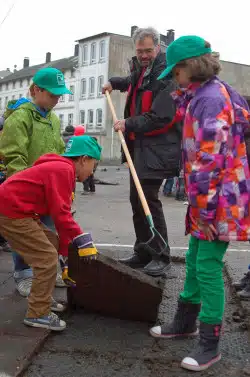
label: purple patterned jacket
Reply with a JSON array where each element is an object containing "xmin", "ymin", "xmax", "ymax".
[{"xmin": 173, "ymin": 77, "xmax": 250, "ymax": 242}]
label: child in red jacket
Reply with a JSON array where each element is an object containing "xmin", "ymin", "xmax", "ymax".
[{"xmin": 0, "ymin": 135, "xmax": 102, "ymax": 331}]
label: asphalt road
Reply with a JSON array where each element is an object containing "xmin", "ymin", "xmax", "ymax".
[{"xmin": 24, "ymin": 166, "xmax": 250, "ymax": 377}]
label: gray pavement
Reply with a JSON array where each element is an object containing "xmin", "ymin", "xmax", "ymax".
[{"xmin": 1, "ymin": 165, "xmax": 250, "ymax": 376}]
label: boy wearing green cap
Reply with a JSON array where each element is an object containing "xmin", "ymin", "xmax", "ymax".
[
  {"xmin": 150, "ymin": 36, "xmax": 250, "ymax": 371},
  {"xmin": 0, "ymin": 67, "xmax": 72, "ymax": 299},
  {"xmin": 0, "ymin": 135, "xmax": 102, "ymax": 331}
]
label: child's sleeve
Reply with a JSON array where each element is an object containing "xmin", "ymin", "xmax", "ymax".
[
  {"xmin": 187, "ymin": 96, "xmax": 229, "ymax": 223},
  {"xmin": 45, "ymin": 167, "xmax": 83, "ymax": 256},
  {"xmin": 0, "ymin": 110, "xmax": 30, "ymax": 177}
]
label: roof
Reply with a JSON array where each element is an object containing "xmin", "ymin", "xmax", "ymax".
[
  {"xmin": 0, "ymin": 56, "xmax": 78, "ymax": 84},
  {"xmin": 0, "ymin": 70, "xmax": 11, "ymax": 79},
  {"xmin": 76, "ymin": 32, "xmax": 131, "ymax": 43}
]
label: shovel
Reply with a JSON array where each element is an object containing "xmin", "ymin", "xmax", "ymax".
[{"xmin": 105, "ymin": 91, "xmax": 169, "ymax": 256}]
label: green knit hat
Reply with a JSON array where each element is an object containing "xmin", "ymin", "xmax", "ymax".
[
  {"xmin": 63, "ymin": 135, "xmax": 102, "ymax": 160},
  {"xmin": 33, "ymin": 67, "xmax": 72, "ymax": 96},
  {"xmin": 158, "ymin": 35, "xmax": 212, "ymax": 80}
]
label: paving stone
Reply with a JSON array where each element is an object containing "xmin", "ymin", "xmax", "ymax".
[{"xmin": 68, "ymin": 246, "xmax": 164, "ymax": 323}]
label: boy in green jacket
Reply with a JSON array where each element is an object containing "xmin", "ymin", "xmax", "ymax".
[{"xmin": 0, "ymin": 67, "xmax": 71, "ymax": 304}]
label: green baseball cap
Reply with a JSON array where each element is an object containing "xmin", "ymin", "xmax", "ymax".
[
  {"xmin": 33, "ymin": 67, "xmax": 72, "ymax": 96},
  {"xmin": 63, "ymin": 135, "xmax": 102, "ymax": 160},
  {"xmin": 158, "ymin": 35, "xmax": 212, "ymax": 80}
]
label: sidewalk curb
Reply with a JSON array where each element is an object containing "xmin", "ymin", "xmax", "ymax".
[{"xmin": 15, "ymin": 329, "xmax": 50, "ymax": 377}]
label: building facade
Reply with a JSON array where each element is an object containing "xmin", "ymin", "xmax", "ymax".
[{"xmin": 1, "ymin": 28, "xmax": 250, "ymax": 160}]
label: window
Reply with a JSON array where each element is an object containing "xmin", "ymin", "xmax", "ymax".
[
  {"xmin": 69, "ymin": 85, "xmax": 74, "ymax": 101},
  {"xmin": 81, "ymin": 79, "xmax": 86, "ymax": 99},
  {"xmin": 59, "ymin": 94, "xmax": 65, "ymax": 102},
  {"xmin": 5, "ymin": 96, "xmax": 8, "ymax": 106},
  {"xmin": 6, "ymin": 83, "xmax": 9, "ymax": 90},
  {"xmin": 12, "ymin": 95, "xmax": 15, "ymax": 100},
  {"xmin": 80, "ymin": 110, "xmax": 85, "ymax": 124},
  {"xmin": 82, "ymin": 44, "xmax": 88, "ymax": 65},
  {"xmin": 89, "ymin": 77, "xmax": 95, "ymax": 98},
  {"xmin": 13, "ymin": 81, "xmax": 16, "ymax": 89},
  {"xmin": 59, "ymin": 114, "xmax": 64, "ymax": 129},
  {"xmin": 87, "ymin": 109, "xmax": 94, "ymax": 128},
  {"xmin": 19, "ymin": 94, "xmax": 22, "ymax": 99},
  {"xmin": 70, "ymin": 69, "xmax": 75, "ymax": 78},
  {"xmin": 0, "ymin": 84, "xmax": 2, "ymax": 92},
  {"xmin": 90, "ymin": 42, "xmax": 96, "ymax": 64},
  {"xmin": 68, "ymin": 113, "xmax": 73, "ymax": 126},
  {"xmin": 20, "ymin": 80, "xmax": 23, "ymax": 88},
  {"xmin": 96, "ymin": 109, "xmax": 103, "ymax": 127},
  {"xmin": 97, "ymin": 75, "xmax": 104, "ymax": 97},
  {"xmin": 99, "ymin": 40, "xmax": 105, "ymax": 62},
  {"xmin": 0, "ymin": 98, "xmax": 2, "ymax": 108}
]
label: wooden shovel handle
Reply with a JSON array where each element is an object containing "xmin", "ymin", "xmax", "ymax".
[{"xmin": 105, "ymin": 91, "xmax": 151, "ymax": 217}]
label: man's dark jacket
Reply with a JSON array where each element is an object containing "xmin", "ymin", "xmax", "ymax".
[{"xmin": 109, "ymin": 52, "xmax": 182, "ymax": 180}]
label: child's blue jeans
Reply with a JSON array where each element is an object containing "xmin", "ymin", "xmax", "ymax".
[{"xmin": 13, "ymin": 216, "xmax": 56, "ymax": 280}]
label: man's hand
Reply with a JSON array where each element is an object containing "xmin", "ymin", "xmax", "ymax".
[
  {"xmin": 114, "ymin": 119, "xmax": 126, "ymax": 133},
  {"xmin": 197, "ymin": 220, "xmax": 217, "ymax": 241},
  {"xmin": 102, "ymin": 82, "xmax": 113, "ymax": 94}
]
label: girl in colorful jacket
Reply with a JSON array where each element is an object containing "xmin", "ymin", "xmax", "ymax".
[{"xmin": 150, "ymin": 36, "xmax": 250, "ymax": 372}]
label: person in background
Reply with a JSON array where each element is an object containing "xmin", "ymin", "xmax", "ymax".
[
  {"xmin": 175, "ymin": 168, "xmax": 187, "ymax": 202},
  {"xmin": 0, "ymin": 67, "xmax": 71, "ymax": 301},
  {"xmin": 74, "ymin": 125, "xmax": 85, "ymax": 136},
  {"xmin": 81, "ymin": 137, "xmax": 98, "ymax": 195},
  {"xmin": 62, "ymin": 125, "xmax": 75, "ymax": 144},
  {"xmin": 150, "ymin": 35, "xmax": 250, "ymax": 371},
  {"xmin": 162, "ymin": 177, "xmax": 175, "ymax": 197}
]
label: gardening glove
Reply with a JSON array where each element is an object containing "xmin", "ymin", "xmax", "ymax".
[
  {"xmin": 73, "ymin": 233, "xmax": 98, "ymax": 261},
  {"xmin": 59, "ymin": 255, "xmax": 76, "ymax": 287}
]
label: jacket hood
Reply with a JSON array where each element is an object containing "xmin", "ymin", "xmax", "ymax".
[
  {"xmin": 4, "ymin": 98, "xmax": 50, "ymax": 120},
  {"xmin": 33, "ymin": 153, "xmax": 74, "ymax": 168}
]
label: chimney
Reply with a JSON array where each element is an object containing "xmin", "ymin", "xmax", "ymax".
[
  {"xmin": 46, "ymin": 52, "xmax": 51, "ymax": 63},
  {"xmin": 131, "ymin": 25, "xmax": 138, "ymax": 37},
  {"xmin": 23, "ymin": 57, "xmax": 29, "ymax": 68},
  {"xmin": 74, "ymin": 44, "xmax": 79, "ymax": 57},
  {"xmin": 6, "ymin": 68, "xmax": 10, "ymax": 72},
  {"xmin": 166, "ymin": 29, "xmax": 175, "ymax": 45},
  {"xmin": 14, "ymin": 64, "xmax": 17, "ymax": 73}
]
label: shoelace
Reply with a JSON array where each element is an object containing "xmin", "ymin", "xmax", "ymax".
[{"xmin": 47, "ymin": 312, "xmax": 60, "ymax": 324}]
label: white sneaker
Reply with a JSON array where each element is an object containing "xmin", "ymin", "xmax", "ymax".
[
  {"xmin": 51, "ymin": 297, "xmax": 66, "ymax": 312},
  {"xmin": 24, "ymin": 312, "xmax": 66, "ymax": 331},
  {"xmin": 55, "ymin": 273, "xmax": 66, "ymax": 288},
  {"xmin": 183, "ymin": 201, "xmax": 189, "ymax": 206},
  {"xmin": 16, "ymin": 277, "xmax": 32, "ymax": 297}
]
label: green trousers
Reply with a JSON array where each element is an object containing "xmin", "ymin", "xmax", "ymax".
[{"xmin": 180, "ymin": 236, "xmax": 228, "ymax": 324}]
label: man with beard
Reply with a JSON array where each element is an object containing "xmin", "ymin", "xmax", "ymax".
[{"xmin": 103, "ymin": 27, "xmax": 181, "ymax": 277}]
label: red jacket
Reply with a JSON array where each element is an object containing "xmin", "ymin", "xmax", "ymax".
[{"xmin": 0, "ymin": 154, "xmax": 83, "ymax": 256}]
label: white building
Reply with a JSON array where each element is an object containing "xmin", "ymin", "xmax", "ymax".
[
  {"xmin": 2, "ymin": 27, "xmax": 249, "ymax": 160},
  {"xmin": 0, "ymin": 26, "xmax": 173, "ymax": 159},
  {"xmin": 0, "ymin": 52, "xmax": 78, "ymax": 129}
]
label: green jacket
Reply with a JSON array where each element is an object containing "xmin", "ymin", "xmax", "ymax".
[{"xmin": 0, "ymin": 99, "xmax": 65, "ymax": 177}]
